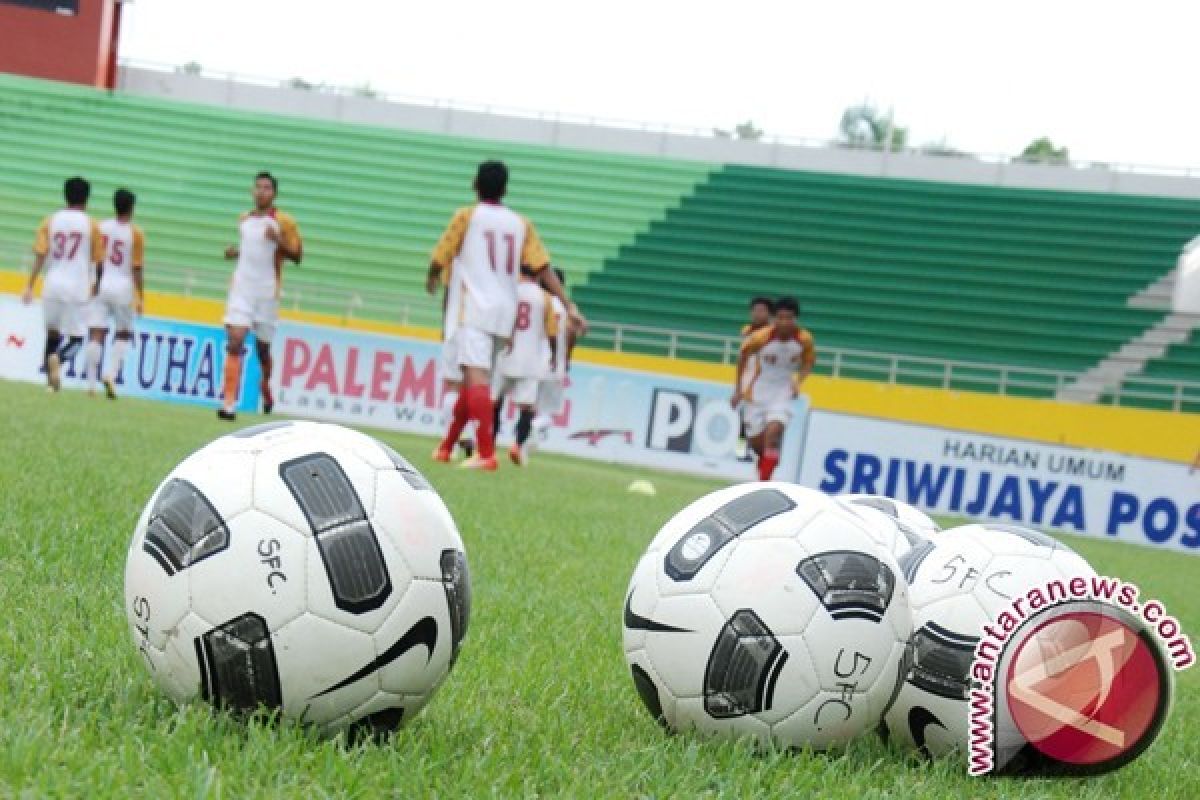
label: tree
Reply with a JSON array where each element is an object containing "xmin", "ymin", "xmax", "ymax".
[
  {"xmin": 838, "ymin": 104, "xmax": 907, "ymax": 151},
  {"xmin": 713, "ymin": 120, "xmax": 764, "ymax": 141},
  {"xmin": 176, "ymin": 61, "xmax": 203, "ymax": 76},
  {"xmin": 1018, "ymin": 137, "xmax": 1069, "ymax": 165},
  {"xmin": 352, "ymin": 83, "xmax": 380, "ymax": 100},
  {"xmin": 919, "ymin": 138, "xmax": 970, "ymax": 158},
  {"xmin": 286, "ymin": 77, "xmax": 317, "ymax": 91}
]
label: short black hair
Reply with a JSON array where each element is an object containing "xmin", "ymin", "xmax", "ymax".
[
  {"xmin": 255, "ymin": 171, "xmax": 278, "ymax": 192},
  {"xmin": 114, "ymin": 188, "xmax": 135, "ymax": 216},
  {"xmin": 554, "ymin": 268, "xmax": 566, "ymax": 287},
  {"xmin": 520, "ymin": 265, "xmax": 538, "ymax": 278},
  {"xmin": 775, "ymin": 296, "xmax": 800, "ymax": 315},
  {"xmin": 475, "ymin": 161, "xmax": 508, "ymax": 201},
  {"xmin": 749, "ymin": 296, "xmax": 774, "ymax": 312},
  {"xmin": 64, "ymin": 176, "xmax": 90, "ymax": 206}
]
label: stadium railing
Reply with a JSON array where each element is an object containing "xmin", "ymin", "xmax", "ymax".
[{"xmin": 2, "ymin": 243, "xmax": 1197, "ymax": 413}]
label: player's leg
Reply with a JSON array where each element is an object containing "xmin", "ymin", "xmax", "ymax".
[
  {"xmin": 435, "ymin": 328, "xmax": 480, "ymax": 462},
  {"xmin": 758, "ymin": 418, "xmax": 787, "ymax": 481},
  {"xmin": 254, "ymin": 298, "xmax": 278, "ymax": 414},
  {"xmin": 218, "ymin": 325, "xmax": 249, "ymax": 420},
  {"xmin": 508, "ymin": 379, "xmax": 539, "ymax": 466},
  {"xmin": 743, "ymin": 404, "xmax": 767, "ymax": 464},
  {"xmin": 84, "ymin": 327, "xmax": 106, "ymax": 395},
  {"xmin": 41, "ymin": 297, "xmax": 64, "ymax": 392},
  {"xmin": 103, "ymin": 302, "xmax": 135, "ymax": 399},
  {"xmin": 56, "ymin": 302, "xmax": 85, "ymax": 378},
  {"xmin": 454, "ymin": 328, "xmax": 498, "ymax": 470}
]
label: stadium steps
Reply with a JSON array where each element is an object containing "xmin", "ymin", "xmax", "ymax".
[
  {"xmin": 575, "ymin": 163, "xmax": 1200, "ymax": 380},
  {"xmin": 0, "ymin": 71, "xmax": 712, "ymax": 299}
]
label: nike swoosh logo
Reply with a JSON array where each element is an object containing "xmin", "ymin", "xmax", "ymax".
[
  {"xmin": 624, "ymin": 592, "xmax": 692, "ymax": 633},
  {"xmin": 908, "ymin": 706, "xmax": 947, "ymax": 758},
  {"xmin": 312, "ymin": 616, "xmax": 437, "ymax": 698}
]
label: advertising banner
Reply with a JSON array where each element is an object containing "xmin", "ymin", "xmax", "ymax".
[
  {"xmin": 0, "ymin": 298, "xmax": 260, "ymax": 411},
  {"xmin": 799, "ymin": 411, "xmax": 1200, "ymax": 553},
  {"xmin": 273, "ymin": 322, "xmax": 808, "ymax": 482}
]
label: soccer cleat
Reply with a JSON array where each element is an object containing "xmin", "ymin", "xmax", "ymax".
[
  {"xmin": 261, "ymin": 380, "xmax": 274, "ymax": 414},
  {"xmin": 508, "ymin": 444, "xmax": 526, "ymax": 467},
  {"xmin": 46, "ymin": 354, "xmax": 61, "ymax": 392},
  {"xmin": 431, "ymin": 445, "xmax": 452, "ymax": 463},
  {"xmin": 458, "ymin": 454, "xmax": 498, "ymax": 472},
  {"xmin": 102, "ymin": 378, "xmax": 117, "ymax": 400},
  {"xmin": 216, "ymin": 408, "xmax": 237, "ymax": 421}
]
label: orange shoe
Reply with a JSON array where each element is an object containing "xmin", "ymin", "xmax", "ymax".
[
  {"xmin": 431, "ymin": 445, "xmax": 452, "ymax": 463},
  {"xmin": 508, "ymin": 444, "xmax": 525, "ymax": 467},
  {"xmin": 459, "ymin": 454, "xmax": 498, "ymax": 471}
]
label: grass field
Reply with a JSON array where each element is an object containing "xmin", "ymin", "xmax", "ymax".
[{"xmin": 0, "ymin": 377, "xmax": 1197, "ymax": 798}]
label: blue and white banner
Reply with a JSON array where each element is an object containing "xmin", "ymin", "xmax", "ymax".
[
  {"xmin": 0, "ymin": 298, "xmax": 260, "ymax": 411},
  {"xmin": 273, "ymin": 321, "xmax": 807, "ymax": 482},
  {"xmin": 799, "ymin": 411, "xmax": 1200, "ymax": 553}
]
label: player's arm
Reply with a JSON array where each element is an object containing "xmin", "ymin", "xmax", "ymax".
[
  {"xmin": 523, "ymin": 218, "xmax": 588, "ymax": 333},
  {"xmin": 266, "ymin": 214, "xmax": 302, "ymax": 263},
  {"xmin": 427, "ymin": 209, "xmax": 470, "ymax": 294},
  {"xmin": 133, "ymin": 227, "xmax": 146, "ymax": 314},
  {"xmin": 89, "ymin": 220, "xmax": 105, "ymax": 297},
  {"xmin": 544, "ymin": 292, "xmax": 559, "ymax": 370},
  {"xmin": 733, "ymin": 330, "xmax": 767, "ymax": 407},
  {"xmin": 794, "ymin": 331, "xmax": 816, "ymax": 392},
  {"xmin": 22, "ymin": 218, "xmax": 50, "ymax": 304}
]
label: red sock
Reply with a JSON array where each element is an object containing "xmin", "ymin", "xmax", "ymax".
[
  {"xmin": 439, "ymin": 391, "xmax": 470, "ymax": 452},
  {"xmin": 758, "ymin": 449, "xmax": 780, "ymax": 481},
  {"xmin": 466, "ymin": 384, "xmax": 495, "ymax": 459}
]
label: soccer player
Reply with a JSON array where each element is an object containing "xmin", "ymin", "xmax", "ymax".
[
  {"xmin": 533, "ymin": 268, "xmax": 579, "ymax": 441},
  {"xmin": 217, "ymin": 172, "xmax": 302, "ymax": 421},
  {"xmin": 737, "ymin": 296, "xmax": 775, "ymax": 460},
  {"xmin": 83, "ymin": 188, "xmax": 145, "ymax": 399},
  {"xmin": 732, "ymin": 297, "xmax": 815, "ymax": 481},
  {"xmin": 493, "ymin": 266, "xmax": 558, "ymax": 465},
  {"xmin": 425, "ymin": 160, "xmax": 582, "ymax": 471},
  {"xmin": 21, "ymin": 177, "xmax": 105, "ymax": 392}
]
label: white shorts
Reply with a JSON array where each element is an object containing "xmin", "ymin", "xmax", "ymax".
[
  {"xmin": 440, "ymin": 337, "xmax": 463, "ymax": 384},
  {"xmin": 42, "ymin": 297, "xmax": 86, "ymax": 335},
  {"xmin": 494, "ymin": 374, "xmax": 540, "ymax": 407},
  {"xmin": 224, "ymin": 292, "xmax": 279, "ymax": 343},
  {"xmin": 742, "ymin": 401, "xmax": 792, "ymax": 438},
  {"xmin": 85, "ymin": 294, "xmax": 135, "ymax": 332},
  {"xmin": 452, "ymin": 326, "xmax": 501, "ymax": 371},
  {"xmin": 537, "ymin": 377, "xmax": 565, "ymax": 414}
]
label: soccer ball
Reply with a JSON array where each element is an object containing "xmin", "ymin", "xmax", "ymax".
[
  {"xmin": 882, "ymin": 523, "xmax": 1095, "ymax": 762},
  {"xmin": 623, "ymin": 483, "xmax": 913, "ymax": 750},
  {"xmin": 838, "ymin": 494, "xmax": 940, "ymax": 559},
  {"xmin": 125, "ymin": 420, "xmax": 470, "ymax": 737}
]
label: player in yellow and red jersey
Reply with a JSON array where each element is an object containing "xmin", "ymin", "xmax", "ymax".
[
  {"xmin": 425, "ymin": 160, "xmax": 583, "ymax": 471},
  {"xmin": 732, "ymin": 296, "xmax": 815, "ymax": 481},
  {"xmin": 22, "ymin": 177, "xmax": 106, "ymax": 392},
  {"xmin": 83, "ymin": 188, "xmax": 146, "ymax": 398},
  {"xmin": 217, "ymin": 172, "xmax": 302, "ymax": 421}
]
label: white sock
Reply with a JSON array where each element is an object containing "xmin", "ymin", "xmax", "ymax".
[
  {"xmin": 106, "ymin": 338, "xmax": 130, "ymax": 382},
  {"xmin": 84, "ymin": 341, "xmax": 103, "ymax": 386}
]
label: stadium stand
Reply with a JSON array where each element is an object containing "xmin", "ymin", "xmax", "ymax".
[
  {"xmin": 575, "ymin": 165, "xmax": 1200, "ymax": 394},
  {"xmin": 0, "ymin": 71, "xmax": 1195, "ymax": 401},
  {"xmin": 1111, "ymin": 331, "xmax": 1200, "ymax": 411},
  {"xmin": 0, "ymin": 72, "xmax": 709, "ymax": 297}
]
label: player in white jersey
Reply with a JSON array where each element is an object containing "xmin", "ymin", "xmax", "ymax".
[
  {"xmin": 22, "ymin": 177, "xmax": 105, "ymax": 392},
  {"xmin": 736, "ymin": 296, "xmax": 775, "ymax": 461},
  {"xmin": 425, "ymin": 161, "xmax": 583, "ymax": 471},
  {"xmin": 492, "ymin": 267, "xmax": 559, "ymax": 465},
  {"xmin": 217, "ymin": 172, "xmax": 302, "ymax": 421},
  {"xmin": 533, "ymin": 269, "xmax": 580, "ymax": 441},
  {"xmin": 732, "ymin": 296, "xmax": 816, "ymax": 481},
  {"xmin": 83, "ymin": 189, "xmax": 145, "ymax": 398}
]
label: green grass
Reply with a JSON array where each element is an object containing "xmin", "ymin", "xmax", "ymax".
[{"xmin": 0, "ymin": 377, "xmax": 1197, "ymax": 798}]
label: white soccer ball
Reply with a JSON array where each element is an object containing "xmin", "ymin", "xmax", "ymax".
[
  {"xmin": 838, "ymin": 494, "xmax": 940, "ymax": 559},
  {"xmin": 125, "ymin": 420, "xmax": 470, "ymax": 738},
  {"xmin": 623, "ymin": 483, "xmax": 913, "ymax": 750},
  {"xmin": 882, "ymin": 523, "xmax": 1095, "ymax": 763}
]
